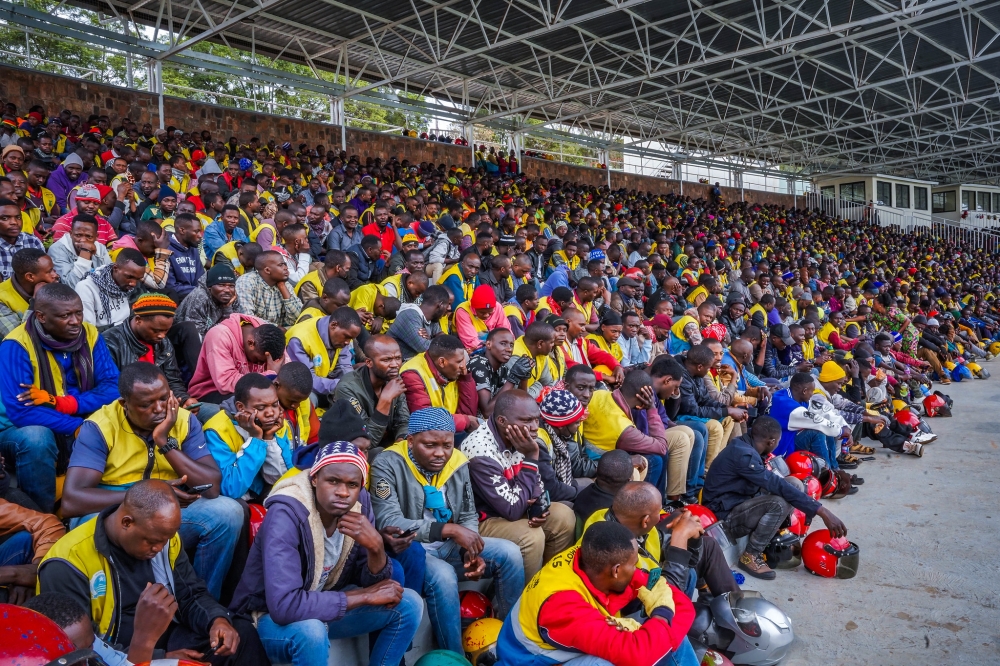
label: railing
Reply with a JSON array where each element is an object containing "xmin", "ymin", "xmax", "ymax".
[
  {"xmin": 803, "ymin": 192, "xmax": 867, "ymax": 222},
  {"xmin": 0, "ymin": 48, "xmax": 99, "ymax": 80},
  {"xmin": 954, "ymin": 209, "xmax": 1000, "ymax": 231}
]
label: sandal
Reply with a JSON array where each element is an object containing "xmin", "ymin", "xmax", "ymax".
[
  {"xmin": 837, "ymin": 454, "xmax": 861, "ymax": 469},
  {"xmin": 851, "ymin": 475, "xmax": 864, "ymax": 485},
  {"xmin": 850, "ymin": 443, "xmax": 875, "ymax": 455}
]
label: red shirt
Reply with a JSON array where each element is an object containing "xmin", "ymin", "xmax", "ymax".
[{"xmin": 362, "ymin": 222, "xmax": 396, "ymax": 254}]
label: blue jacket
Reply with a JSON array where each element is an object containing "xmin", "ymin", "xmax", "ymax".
[
  {"xmin": 204, "ymin": 397, "xmax": 295, "ymax": 499},
  {"xmin": 702, "ymin": 433, "xmax": 821, "ymax": 519},
  {"xmin": 0, "ymin": 334, "xmax": 120, "ymax": 435},
  {"xmin": 203, "ymin": 220, "xmax": 248, "ymax": 260},
  {"xmin": 228, "ymin": 474, "xmax": 392, "ymax": 625},
  {"xmin": 768, "ymin": 388, "xmax": 805, "ymax": 457},
  {"xmin": 166, "ymin": 235, "xmax": 205, "ymax": 298}
]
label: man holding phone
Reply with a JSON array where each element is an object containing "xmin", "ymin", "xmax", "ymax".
[{"xmin": 370, "ymin": 407, "xmax": 524, "ymax": 655}]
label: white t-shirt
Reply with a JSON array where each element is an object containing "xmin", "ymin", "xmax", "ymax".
[{"xmin": 317, "ymin": 529, "xmax": 346, "ymax": 588}]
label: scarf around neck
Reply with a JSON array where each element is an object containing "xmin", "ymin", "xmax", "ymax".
[
  {"xmin": 90, "ymin": 264, "xmax": 132, "ymax": 323},
  {"xmin": 541, "ymin": 422, "xmax": 575, "ymax": 485},
  {"xmin": 25, "ymin": 311, "xmax": 95, "ymax": 394}
]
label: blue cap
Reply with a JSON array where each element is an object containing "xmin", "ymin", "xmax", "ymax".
[{"xmin": 407, "ymin": 408, "xmax": 456, "ymax": 435}]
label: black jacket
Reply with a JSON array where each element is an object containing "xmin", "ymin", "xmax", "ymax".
[
  {"xmin": 37, "ymin": 504, "xmax": 229, "ymax": 650},
  {"xmin": 103, "ymin": 318, "xmax": 190, "ymax": 401},
  {"xmin": 673, "ymin": 355, "xmax": 727, "ymax": 420}
]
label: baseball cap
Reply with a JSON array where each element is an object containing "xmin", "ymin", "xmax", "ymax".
[{"xmin": 770, "ymin": 324, "xmax": 795, "ymax": 347}]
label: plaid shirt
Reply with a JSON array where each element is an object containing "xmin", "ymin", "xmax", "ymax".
[
  {"xmin": 235, "ymin": 270, "xmax": 302, "ymax": 326},
  {"xmin": 0, "ymin": 233, "xmax": 44, "ymax": 282}
]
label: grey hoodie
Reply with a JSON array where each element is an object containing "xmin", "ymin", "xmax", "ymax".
[{"xmin": 48, "ymin": 231, "xmax": 111, "ymax": 288}]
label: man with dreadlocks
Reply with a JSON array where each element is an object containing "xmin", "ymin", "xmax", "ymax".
[
  {"xmin": 76, "ymin": 248, "xmax": 147, "ymax": 331},
  {"xmin": 0, "ymin": 283, "xmax": 120, "ymax": 513}
]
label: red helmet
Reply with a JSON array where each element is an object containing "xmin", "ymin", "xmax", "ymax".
[
  {"xmin": 459, "ymin": 590, "xmax": 494, "ymax": 627},
  {"xmin": 248, "ymin": 503, "xmax": 267, "ymax": 546},
  {"xmin": 819, "ymin": 469, "xmax": 854, "ymax": 500},
  {"xmin": 683, "ymin": 504, "xmax": 719, "ymax": 529},
  {"xmin": 803, "ymin": 475, "xmax": 822, "ymax": 500},
  {"xmin": 784, "ymin": 451, "xmax": 828, "ymax": 480},
  {"xmin": 785, "ymin": 508, "xmax": 810, "ymax": 536},
  {"xmin": 895, "ymin": 409, "xmax": 920, "ymax": 429},
  {"xmin": 700, "ymin": 648, "xmax": 735, "ymax": 666},
  {"xmin": 922, "ymin": 394, "xmax": 951, "ymax": 417},
  {"xmin": 0, "ymin": 604, "xmax": 97, "ymax": 666},
  {"xmin": 802, "ymin": 529, "xmax": 860, "ymax": 579}
]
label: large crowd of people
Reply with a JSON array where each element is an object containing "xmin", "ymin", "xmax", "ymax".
[{"xmin": 1, "ymin": 99, "xmax": 996, "ymax": 666}]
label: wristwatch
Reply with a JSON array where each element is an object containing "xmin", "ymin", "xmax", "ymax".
[{"xmin": 158, "ymin": 437, "xmax": 180, "ymax": 456}]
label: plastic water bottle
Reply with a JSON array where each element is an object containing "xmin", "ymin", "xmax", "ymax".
[
  {"xmin": 919, "ymin": 384, "xmax": 930, "ymax": 397},
  {"xmin": 733, "ymin": 571, "xmax": 746, "ymax": 585}
]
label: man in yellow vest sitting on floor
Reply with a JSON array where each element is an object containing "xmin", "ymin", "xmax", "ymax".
[
  {"xmin": 294, "ymin": 248, "xmax": 351, "ymax": 301},
  {"xmin": 285, "ymin": 305, "xmax": 363, "ymax": 403},
  {"xmin": 496, "ymin": 520, "xmax": 699, "ymax": 666},
  {"xmin": 439, "ymin": 250, "xmax": 480, "ymax": 310},
  {"xmin": 296, "ymin": 276, "xmax": 352, "ymax": 324},
  {"xmin": 348, "ymin": 282, "xmax": 400, "ymax": 335},
  {"xmin": 667, "ymin": 301, "xmax": 716, "ymax": 355},
  {"xmin": 59, "ymin": 361, "xmax": 244, "ymax": 599},
  {"xmin": 0, "ymin": 246, "xmax": 58, "ymax": 338},
  {"xmin": 38, "ymin": 479, "xmax": 270, "ymax": 664}
]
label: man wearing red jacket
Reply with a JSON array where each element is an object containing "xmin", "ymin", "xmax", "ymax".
[{"xmin": 497, "ymin": 520, "xmax": 699, "ymax": 666}]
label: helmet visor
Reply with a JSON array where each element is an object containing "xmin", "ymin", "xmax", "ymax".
[{"xmin": 834, "ymin": 545, "xmax": 860, "ymax": 579}]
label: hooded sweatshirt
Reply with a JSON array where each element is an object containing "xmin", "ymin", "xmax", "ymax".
[
  {"xmin": 46, "ymin": 159, "xmax": 86, "ymax": 214},
  {"xmin": 166, "ymin": 234, "xmax": 205, "ymax": 299},
  {"xmin": 228, "ymin": 472, "xmax": 392, "ymax": 624},
  {"xmin": 48, "ymin": 231, "xmax": 112, "ymax": 288},
  {"xmin": 188, "ymin": 313, "xmax": 269, "ymax": 399}
]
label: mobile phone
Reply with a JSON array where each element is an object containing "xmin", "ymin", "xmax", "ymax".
[
  {"xmin": 202, "ymin": 643, "xmax": 219, "ymax": 658},
  {"xmin": 180, "ymin": 483, "xmax": 213, "ymax": 494},
  {"xmin": 186, "ymin": 402, "xmax": 204, "ymax": 410},
  {"xmin": 398, "ymin": 527, "xmax": 418, "ymax": 538}
]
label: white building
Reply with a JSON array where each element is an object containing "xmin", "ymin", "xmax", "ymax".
[
  {"xmin": 812, "ymin": 174, "xmax": 936, "ymax": 228},
  {"xmin": 931, "ymin": 183, "xmax": 1000, "ymax": 227}
]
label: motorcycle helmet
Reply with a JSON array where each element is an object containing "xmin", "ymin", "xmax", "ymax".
[
  {"xmin": 0, "ymin": 604, "xmax": 100, "ymax": 666},
  {"xmin": 459, "ymin": 591, "xmax": 494, "ymax": 627},
  {"xmin": 761, "ymin": 530, "xmax": 801, "ymax": 569},
  {"xmin": 819, "ymin": 469, "xmax": 854, "ymax": 500},
  {"xmin": 890, "ymin": 399, "xmax": 907, "ymax": 413},
  {"xmin": 763, "ymin": 453, "xmax": 790, "ymax": 478},
  {"xmin": 784, "ymin": 451, "xmax": 828, "ymax": 480},
  {"xmin": 708, "ymin": 591, "xmax": 794, "ymax": 665},
  {"xmin": 684, "ymin": 503, "xmax": 719, "ymax": 529},
  {"xmin": 802, "ymin": 529, "xmax": 860, "ymax": 579},
  {"xmin": 784, "ymin": 508, "xmax": 810, "ymax": 536},
  {"xmin": 966, "ymin": 361, "xmax": 990, "ymax": 379},
  {"xmin": 414, "ymin": 650, "xmax": 475, "ymax": 666},
  {"xmin": 701, "ymin": 649, "xmax": 735, "ymax": 666},
  {"xmin": 248, "ymin": 503, "xmax": 267, "ymax": 546},
  {"xmin": 923, "ymin": 394, "xmax": 951, "ymax": 417},
  {"xmin": 989, "ymin": 340, "xmax": 1000, "ymax": 356},
  {"xmin": 463, "ymin": 618, "xmax": 502, "ymax": 666},
  {"xmin": 894, "ymin": 408, "xmax": 920, "ymax": 429},
  {"xmin": 803, "ymin": 475, "xmax": 822, "ymax": 500}
]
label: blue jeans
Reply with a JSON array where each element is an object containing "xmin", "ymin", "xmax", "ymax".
[
  {"xmin": 643, "ymin": 453, "xmax": 667, "ymax": 498},
  {"xmin": 70, "ymin": 494, "xmax": 243, "ymax": 599},
  {"xmin": 389, "ymin": 541, "xmax": 426, "ymax": 592},
  {"xmin": 677, "ymin": 418, "xmax": 709, "ymax": 493},
  {"xmin": 562, "ymin": 637, "xmax": 700, "ymax": 666},
  {"xmin": 794, "ymin": 429, "xmax": 840, "ymax": 470},
  {"xmin": 423, "ymin": 537, "xmax": 524, "ymax": 654},
  {"xmin": 255, "ymin": 588, "xmax": 423, "ymax": 666},
  {"xmin": 0, "ymin": 425, "xmax": 58, "ymax": 512},
  {"xmin": 0, "ymin": 530, "xmax": 33, "ymax": 567}
]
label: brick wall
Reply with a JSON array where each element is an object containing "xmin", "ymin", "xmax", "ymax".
[{"xmin": 1, "ymin": 63, "xmax": 796, "ymax": 207}]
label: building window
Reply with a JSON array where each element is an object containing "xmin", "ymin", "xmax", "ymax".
[
  {"xmin": 840, "ymin": 181, "xmax": 865, "ymax": 203},
  {"xmin": 962, "ymin": 191, "xmax": 972, "ymax": 210},
  {"xmin": 820, "ymin": 185, "xmax": 835, "ymax": 199},
  {"xmin": 914, "ymin": 187, "xmax": 928, "ymax": 211},
  {"xmin": 895, "ymin": 184, "xmax": 910, "ymax": 208},
  {"xmin": 978, "ymin": 191, "xmax": 991, "ymax": 212},
  {"xmin": 933, "ymin": 190, "xmax": 957, "ymax": 213},
  {"xmin": 993, "ymin": 193, "xmax": 1000, "ymax": 212},
  {"xmin": 876, "ymin": 181, "xmax": 892, "ymax": 206}
]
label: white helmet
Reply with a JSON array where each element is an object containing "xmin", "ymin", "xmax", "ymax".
[{"xmin": 709, "ymin": 591, "xmax": 794, "ymax": 665}]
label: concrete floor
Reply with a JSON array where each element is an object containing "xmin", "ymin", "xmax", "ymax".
[{"xmin": 740, "ymin": 378, "xmax": 1000, "ymax": 664}]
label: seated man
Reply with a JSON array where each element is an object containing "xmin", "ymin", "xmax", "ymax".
[
  {"xmin": 675, "ymin": 344, "xmax": 746, "ymax": 470},
  {"xmin": 460, "ymin": 390, "xmax": 575, "ymax": 581},
  {"xmin": 535, "ymin": 389, "xmax": 589, "ymax": 503},
  {"xmin": 38, "ymin": 479, "xmax": 268, "ymax": 665},
  {"xmin": 703, "ymin": 416, "xmax": 847, "ymax": 580},
  {"xmin": 572, "ymin": 449, "xmax": 634, "ymax": 521},
  {"xmin": 76, "ymin": 248, "xmax": 147, "ymax": 330},
  {"xmin": 0, "ymin": 247, "xmax": 58, "ymax": 338},
  {"xmin": 582, "ymin": 368, "xmax": 694, "ymax": 502},
  {"xmin": 175, "ymin": 263, "xmax": 242, "ymax": 338},
  {"xmin": 469, "ymin": 328, "xmax": 535, "ymax": 417},
  {"xmin": 455, "ymin": 284, "xmax": 512, "ymax": 353},
  {"xmin": 61, "ymin": 362, "xmax": 243, "ymax": 599},
  {"xmin": 285, "ymin": 305, "xmax": 363, "ymax": 400},
  {"xmin": 0, "ymin": 283, "xmax": 120, "ymax": 513},
  {"xmin": 582, "ymin": 482, "xmax": 739, "ymax": 600},
  {"xmin": 204, "ymin": 373, "xmax": 294, "ymax": 500},
  {"xmin": 297, "ymin": 276, "xmax": 352, "ymax": 323},
  {"xmin": 0, "ymin": 455, "xmax": 66, "ymax": 605},
  {"xmin": 234, "ymin": 250, "xmax": 303, "ymax": 327},
  {"xmin": 769, "ymin": 372, "xmax": 849, "ymax": 467},
  {"xmin": 102, "ymin": 294, "xmax": 197, "ymax": 411},
  {"xmin": 25, "ymin": 592, "xmax": 131, "ymax": 666},
  {"xmin": 510, "ymin": 321, "xmax": 559, "ymax": 398},
  {"xmin": 334, "ymin": 335, "xmax": 410, "ymax": 453},
  {"xmin": 497, "ymin": 520, "xmax": 698, "ymax": 666},
  {"xmin": 229, "ymin": 442, "xmax": 423, "ymax": 666},
  {"xmin": 370, "ymin": 407, "xmax": 524, "ymax": 654},
  {"xmin": 48, "ymin": 214, "xmax": 113, "ymax": 289},
  {"xmin": 401, "ymin": 334, "xmax": 480, "ymax": 434},
  {"xmin": 274, "ymin": 361, "xmax": 321, "ymax": 449},
  {"xmin": 188, "ymin": 313, "xmax": 286, "ymax": 403},
  {"xmin": 387, "ymin": 284, "xmax": 452, "ymax": 361}
]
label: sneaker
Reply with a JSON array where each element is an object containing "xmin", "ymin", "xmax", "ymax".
[
  {"xmin": 738, "ymin": 552, "xmax": 777, "ymax": 580},
  {"xmin": 903, "ymin": 441, "xmax": 924, "ymax": 457},
  {"xmin": 912, "ymin": 432, "xmax": 937, "ymax": 444}
]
